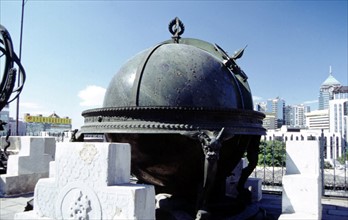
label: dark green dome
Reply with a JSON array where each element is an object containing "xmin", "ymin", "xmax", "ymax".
[
  {"xmin": 103, "ymin": 38, "xmax": 250, "ymax": 109},
  {"xmin": 79, "ymin": 34, "xmax": 264, "ymax": 137}
]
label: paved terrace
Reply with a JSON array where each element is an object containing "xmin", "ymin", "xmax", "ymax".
[{"xmin": 1, "ymin": 192, "xmax": 347, "ymax": 219}]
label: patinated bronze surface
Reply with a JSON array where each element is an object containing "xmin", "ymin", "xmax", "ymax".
[
  {"xmin": 0, "ymin": 25, "xmax": 26, "ymax": 174},
  {"xmin": 0, "ymin": 25, "xmax": 26, "ymax": 112},
  {"xmin": 78, "ymin": 18, "xmax": 265, "ymax": 219}
]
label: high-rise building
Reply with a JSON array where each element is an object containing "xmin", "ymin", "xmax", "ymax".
[
  {"xmin": 263, "ymin": 113, "xmax": 276, "ymax": 130},
  {"xmin": 333, "ymin": 86, "xmax": 348, "ymax": 100},
  {"xmin": 305, "ymin": 109, "xmax": 329, "ymax": 131},
  {"xmin": 284, "ymin": 105, "xmax": 292, "ymax": 126},
  {"xmin": 330, "ymin": 85, "xmax": 348, "ymax": 152},
  {"xmin": 318, "ymin": 66, "xmax": 341, "ymax": 110},
  {"xmin": 266, "ymin": 97, "xmax": 285, "ymax": 128},
  {"xmin": 287, "ymin": 104, "xmax": 310, "ymax": 128},
  {"xmin": 330, "ymin": 99, "xmax": 348, "ymax": 133}
]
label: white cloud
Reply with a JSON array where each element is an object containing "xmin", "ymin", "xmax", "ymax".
[
  {"xmin": 252, "ymin": 96, "xmax": 263, "ymax": 101},
  {"xmin": 9, "ymin": 101, "xmax": 48, "ymax": 118},
  {"xmin": 78, "ymin": 85, "xmax": 106, "ymax": 107},
  {"xmin": 303, "ymin": 100, "xmax": 318, "ymax": 105},
  {"xmin": 20, "ymin": 102, "xmax": 42, "ymax": 109}
]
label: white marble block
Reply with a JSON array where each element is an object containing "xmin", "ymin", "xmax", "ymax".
[
  {"xmin": 0, "ymin": 137, "xmax": 56, "ymax": 195},
  {"xmin": 14, "ymin": 142, "xmax": 155, "ymax": 220},
  {"xmin": 280, "ymin": 140, "xmax": 322, "ymax": 220},
  {"xmin": 285, "ymin": 141, "xmax": 320, "ymax": 176},
  {"xmin": 6, "ymin": 137, "xmax": 55, "ymax": 175},
  {"xmin": 48, "ymin": 161, "xmax": 55, "ymax": 178},
  {"xmin": 280, "ymin": 175, "xmax": 321, "ymax": 219}
]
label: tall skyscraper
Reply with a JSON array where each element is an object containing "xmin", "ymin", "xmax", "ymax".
[
  {"xmin": 329, "ymin": 85, "xmax": 348, "ymax": 151},
  {"xmin": 266, "ymin": 97, "xmax": 285, "ymax": 128},
  {"xmin": 329, "ymin": 99, "xmax": 348, "ymax": 133},
  {"xmin": 318, "ymin": 66, "xmax": 341, "ymax": 110},
  {"xmin": 333, "ymin": 86, "xmax": 348, "ymax": 100},
  {"xmin": 305, "ymin": 109, "xmax": 330, "ymax": 130},
  {"xmin": 284, "ymin": 105, "xmax": 292, "ymax": 126},
  {"xmin": 287, "ymin": 104, "xmax": 310, "ymax": 128}
]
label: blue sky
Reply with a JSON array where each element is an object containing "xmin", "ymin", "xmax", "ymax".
[{"xmin": 1, "ymin": 0, "xmax": 347, "ymax": 129}]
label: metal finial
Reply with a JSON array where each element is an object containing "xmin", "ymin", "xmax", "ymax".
[{"xmin": 169, "ymin": 17, "xmax": 185, "ymax": 43}]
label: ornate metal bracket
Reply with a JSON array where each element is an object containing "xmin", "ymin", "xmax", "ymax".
[
  {"xmin": 70, "ymin": 129, "xmax": 84, "ymax": 142},
  {"xmin": 214, "ymin": 43, "xmax": 248, "ymax": 81},
  {"xmin": 169, "ymin": 17, "xmax": 185, "ymax": 43},
  {"xmin": 196, "ymin": 128, "xmax": 224, "ymax": 219}
]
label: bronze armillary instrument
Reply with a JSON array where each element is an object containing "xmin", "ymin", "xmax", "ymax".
[
  {"xmin": 77, "ymin": 18, "xmax": 265, "ymax": 219},
  {"xmin": 0, "ymin": 25, "xmax": 26, "ymax": 174},
  {"xmin": 0, "ymin": 25, "xmax": 26, "ymax": 113}
]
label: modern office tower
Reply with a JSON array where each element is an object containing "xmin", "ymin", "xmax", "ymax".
[
  {"xmin": 266, "ymin": 97, "xmax": 285, "ymax": 128},
  {"xmin": 329, "ymin": 98, "xmax": 348, "ymax": 154},
  {"xmin": 287, "ymin": 104, "xmax": 311, "ymax": 128},
  {"xmin": 331, "ymin": 85, "xmax": 348, "ymax": 152},
  {"xmin": 331, "ymin": 85, "xmax": 348, "ymax": 134},
  {"xmin": 263, "ymin": 113, "xmax": 276, "ymax": 130},
  {"xmin": 305, "ymin": 109, "xmax": 329, "ymax": 131},
  {"xmin": 284, "ymin": 105, "xmax": 292, "ymax": 126},
  {"xmin": 333, "ymin": 86, "xmax": 348, "ymax": 100},
  {"xmin": 318, "ymin": 66, "xmax": 341, "ymax": 110},
  {"xmin": 330, "ymin": 99, "xmax": 348, "ymax": 133}
]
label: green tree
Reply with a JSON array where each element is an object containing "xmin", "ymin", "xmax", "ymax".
[
  {"xmin": 337, "ymin": 149, "xmax": 348, "ymax": 165},
  {"xmin": 258, "ymin": 140, "xmax": 286, "ymax": 167}
]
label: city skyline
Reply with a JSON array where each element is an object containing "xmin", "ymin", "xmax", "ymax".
[
  {"xmin": 1, "ymin": 1, "xmax": 347, "ymax": 129},
  {"xmin": 254, "ymin": 68, "xmax": 345, "ymax": 109}
]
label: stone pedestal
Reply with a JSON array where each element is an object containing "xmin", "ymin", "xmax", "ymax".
[
  {"xmin": 0, "ymin": 137, "xmax": 55, "ymax": 196},
  {"xmin": 279, "ymin": 140, "xmax": 322, "ymax": 220},
  {"xmin": 14, "ymin": 142, "xmax": 155, "ymax": 220}
]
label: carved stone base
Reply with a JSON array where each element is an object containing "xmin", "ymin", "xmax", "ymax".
[
  {"xmin": 14, "ymin": 142, "xmax": 155, "ymax": 220},
  {"xmin": 0, "ymin": 137, "xmax": 55, "ymax": 196},
  {"xmin": 0, "ymin": 172, "xmax": 48, "ymax": 196}
]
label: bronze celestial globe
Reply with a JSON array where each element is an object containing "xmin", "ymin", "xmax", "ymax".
[{"xmin": 78, "ymin": 18, "xmax": 265, "ymax": 219}]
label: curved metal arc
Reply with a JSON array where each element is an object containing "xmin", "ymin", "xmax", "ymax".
[
  {"xmin": 0, "ymin": 25, "xmax": 26, "ymax": 110},
  {"xmin": 131, "ymin": 43, "xmax": 168, "ymax": 106},
  {"xmin": 0, "ymin": 26, "xmax": 14, "ymax": 91},
  {"xmin": 6, "ymin": 52, "xmax": 26, "ymax": 102}
]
